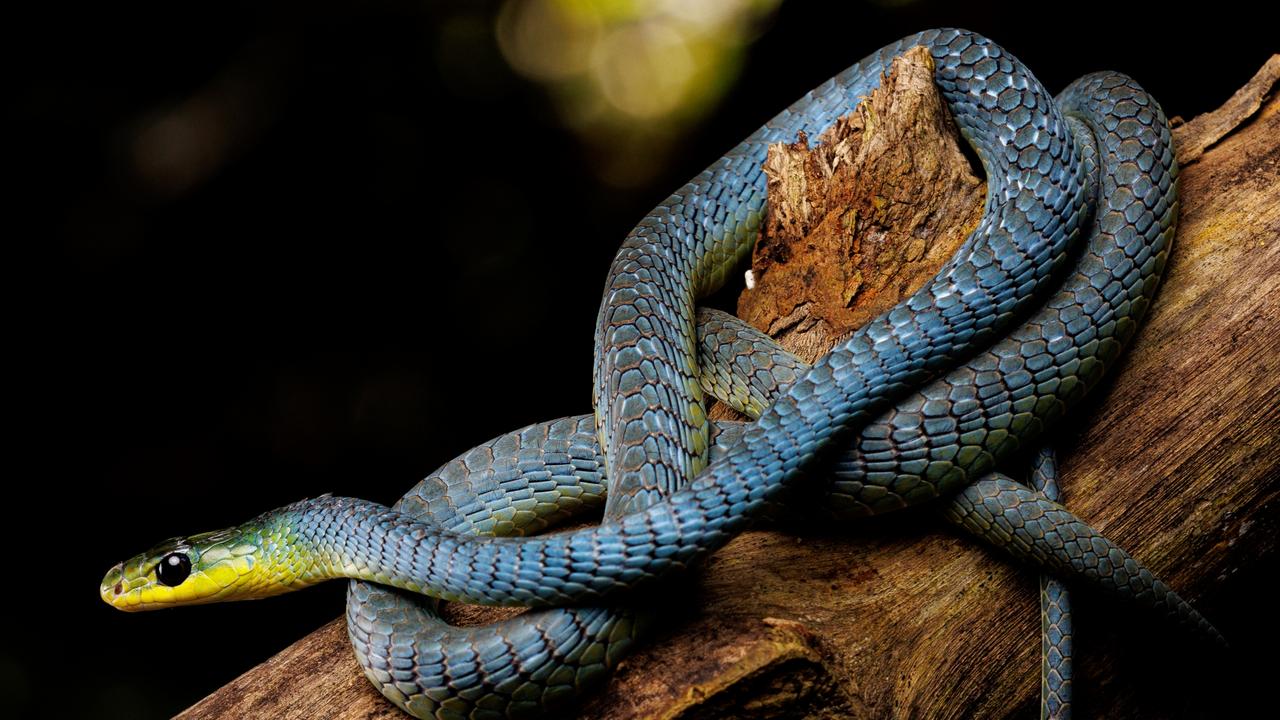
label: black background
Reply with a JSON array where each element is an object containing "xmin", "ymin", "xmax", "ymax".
[{"xmin": 11, "ymin": 1, "xmax": 1274, "ymax": 718}]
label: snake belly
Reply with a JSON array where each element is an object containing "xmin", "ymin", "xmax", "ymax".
[{"xmin": 339, "ymin": 30, "xmax": 1185, "ymax": 719}]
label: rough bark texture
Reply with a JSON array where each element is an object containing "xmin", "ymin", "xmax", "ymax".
[{"xmin": 179, "ymin": 54, "xmax": 1280, "ymax": 720}]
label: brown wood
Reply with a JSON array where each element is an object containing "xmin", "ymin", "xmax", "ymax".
[
  {"xmin": 178, "ymin": 54, "xmax": 1280, "ymax": 720},
  {"xmin": 736, "ymin": 47, "xmax": 983, "ymax": 366}
]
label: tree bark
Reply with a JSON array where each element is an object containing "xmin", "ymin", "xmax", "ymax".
[{"xmin": 178, "ymin": 53, "xmax": 1280, "ymax": 720}]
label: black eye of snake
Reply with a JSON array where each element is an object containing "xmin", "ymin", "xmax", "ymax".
[{"xmin": 156, "ymin": 553, "xmax": 191, "ymax": 586}]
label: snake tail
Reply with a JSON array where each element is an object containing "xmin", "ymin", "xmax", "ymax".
[
  {"xmin": 1039, "ymin": 571, "xmax": 1073, "ymax": 720},
  {"xmin": 944, "ymin": 476, "xmax": 1225, "ymax": 646},
  {"xmin": 1029, "ymin": 446, "xmax": 1072, "ymax": 720}
]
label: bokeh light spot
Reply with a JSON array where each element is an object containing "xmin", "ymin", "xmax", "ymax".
[{"xmin": 494, "ymin": 0, "xmax": 781, "ymax": 186}]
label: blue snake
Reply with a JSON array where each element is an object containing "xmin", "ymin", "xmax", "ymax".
[{"xmin": 101, "ymin": 29, "xmax": 1220, "ymax": 719}]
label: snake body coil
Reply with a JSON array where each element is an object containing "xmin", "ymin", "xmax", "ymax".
[{"xmin": 102, "ymin": 29, "xmax": 1217, "ymax": 719}]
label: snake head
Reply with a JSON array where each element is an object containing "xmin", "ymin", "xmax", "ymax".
[{"xmin": 100, "ymin": 519, "xmax": 308, "ymax": 611}]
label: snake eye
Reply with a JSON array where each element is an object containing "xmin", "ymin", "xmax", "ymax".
[{"xmin": 156, "ymin": 552, "xmax": 192, "ymax": 587}]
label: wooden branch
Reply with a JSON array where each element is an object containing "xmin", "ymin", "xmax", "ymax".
[{"xmin": 180, "ymin": 53, "xmax": 1280, "ymax": 720}]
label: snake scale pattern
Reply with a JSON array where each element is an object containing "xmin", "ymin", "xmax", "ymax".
[{"xmin": 102, "ymin": 29, "xmax": 1220, "ymax": 720}]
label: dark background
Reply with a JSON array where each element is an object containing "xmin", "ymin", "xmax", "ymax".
[{"xmin": 11, "ymin": 1, "xmax": 1273, "ymax": 718}]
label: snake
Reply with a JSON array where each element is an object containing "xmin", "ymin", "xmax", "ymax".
[
  {"xmin": 101, "ymin": 29, "xmax": 1221, "ymax": 719},
  {"xmin": 1028, "ymin": 446, "xmax": 1072, "ymax": 718}
]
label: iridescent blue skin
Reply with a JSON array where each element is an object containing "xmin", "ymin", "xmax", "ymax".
[
  {"xmin": 104, "ymin": 29, "xmax": 1221, "ymax": 720},
  {"xmin": 1029, "ymin": 446, "xmax": 1073, "ymax": 720},
  {"xmin": 339, "ymin": 31, "xmax": 1213, "ymax": 719},
  {"xmin": 345, "ymin": 312, "xmax": 810, "ymax": 719},
  {"xmin": 352, "ymin": 27, "xmax": 1097, "ymax": 718},
  {"xmin": 312, "ymin": 36, "xmax": 1193, "ymax": 615}
]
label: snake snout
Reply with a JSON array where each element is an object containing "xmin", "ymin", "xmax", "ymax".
[{"xmin": 100, "ymin": 562, "xmax": 126, "ymax": 606}]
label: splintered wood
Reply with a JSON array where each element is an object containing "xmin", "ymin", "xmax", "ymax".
[{"xmin": 740, "ymin": 47, "xmax": 983, "ymax": 364}]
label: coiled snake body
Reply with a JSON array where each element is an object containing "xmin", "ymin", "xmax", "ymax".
[{"xmin": 102, "ymin": 29, "xmax": 1219, "ymax": 719}]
